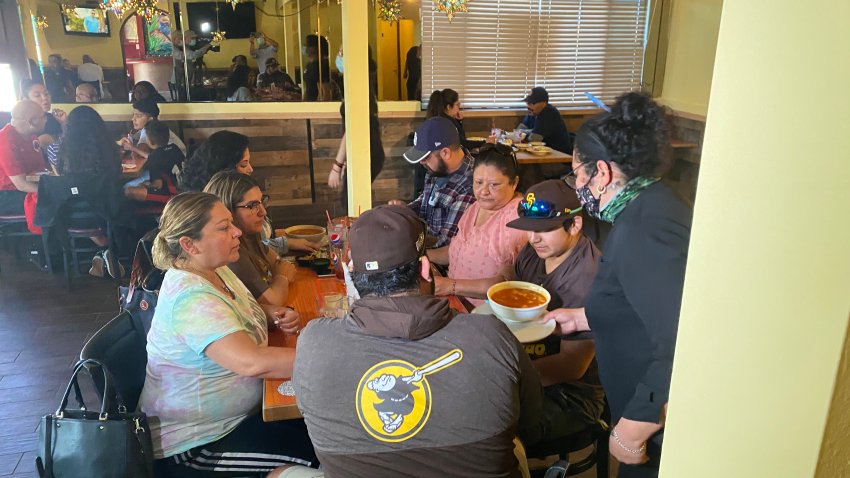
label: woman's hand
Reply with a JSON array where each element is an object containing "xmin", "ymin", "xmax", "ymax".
[
  {"xmin": 119, "ymin": 136, "xmax": 134, "ymax": 148},
  {"xmin": 542, "ymin": 307, "xmax": 590, "ymax": 335},
  {"xmin": 288, "ymin": 238, "xmax": 320, "ymax": 252},
  {"xmin": 485, "ymin": 134, "xmax": 497, "ymax": 144},
  {"xmin": 271, "ymin": 306, "xmax": 301, "ymax": 335},
  {"xmin": 275, "ymin": 259, "xmax": 297, "ymax": 282},
  {"xmin": 609, "ymin": 417, "xmax": 663, "ymax": 465},
  {"xmin": 52, "ymin": 108, "xmax": 67, "ymax": 125},
  {"xmin": 433, "ymin": 276, "xmax": 452, "ymax": 296},
  {"xmin": 328, "ymin": 168, "xmax": 342, "ymax": 189},
  {"xmin": 456, "ymin": 110, "xmax": 464, "ymax": 121}
]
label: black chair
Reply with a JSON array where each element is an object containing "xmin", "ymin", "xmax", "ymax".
[
  {"xmin": 35, "ymin": 174, "xmax": 125, "ymax": 288},
  {"xmin": 0, "ymin": 214, "xmax": 46, "ymax": 272},
  {"xmin": 528, "ymin": 404, "xmax": 611, "ymax": 478},
  {"xmin": 79, "ymin": 310, "xmax": 148, "ymax": 412}
]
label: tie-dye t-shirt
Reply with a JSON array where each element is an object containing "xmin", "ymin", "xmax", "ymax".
[{"xmin": 139, "ymin": 266, "xmax": 269, "ymax": 458}]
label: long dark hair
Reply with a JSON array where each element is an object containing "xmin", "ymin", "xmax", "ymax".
[
  {"xmin": 425, "ymin": 89, "xmax": 460, "ymax": 119},
  {"xmin": 180, "ymin": 131, "xmax": 250, "ymax": 191},
  {"xmin": 58, "ymin": 106, "xmax": 120, "ymax": 177},
  {"xmin": 226, "ymin": 65, "xmax": 250, "ymax": 97},
  {"xmin": 574, "ymin": 92, "xmax": 672, "ymax": 179}
]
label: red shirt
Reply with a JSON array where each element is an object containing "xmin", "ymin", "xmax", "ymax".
[{"xmin": 0, "ymin": 124, "xmax": 45, "ymax": 191}]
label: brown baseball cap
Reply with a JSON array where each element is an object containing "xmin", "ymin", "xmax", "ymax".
[
  {"xmin": 506, "ymin": 180, "xmax": 582, "ymax": 231},
  {"xmin": 349, "ymin": 205, "xmax": 427, "ymax": 273}
]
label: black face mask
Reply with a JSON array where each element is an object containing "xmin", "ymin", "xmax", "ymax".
[{"xmin": 575, "ymin": 171, "xmax": 603, "ymax": 220}]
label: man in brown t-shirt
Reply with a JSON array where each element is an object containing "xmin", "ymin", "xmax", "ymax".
[
  {"xmin": 507, "ymin": 180, "xmax": 606, "ymax": 444},
  {"xmin": 294, "ymin": 205, "xmax": 544, "ymax": 478}
]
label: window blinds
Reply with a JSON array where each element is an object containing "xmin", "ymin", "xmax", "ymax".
[{"xmin": 421, "ymin": 0, "xmax": 649, "ymax": 109}]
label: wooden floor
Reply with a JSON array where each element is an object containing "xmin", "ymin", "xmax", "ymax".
[
  {"xmin": 0, "ymin": 247, "xmax": 610, "ymax": 478},
  {"xmin": 0, "ymin": 249, "xmax": 117, "ymax": 478}
]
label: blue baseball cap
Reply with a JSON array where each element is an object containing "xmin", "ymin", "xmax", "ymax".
[{"xmin": 403, "ymin": 116, "xmax": 461, "ymax": 164}]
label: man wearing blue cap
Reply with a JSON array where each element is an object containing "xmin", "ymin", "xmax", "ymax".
[{"xmin": 390, "ymin": 116, "xmax": 475, "ymax": 248}]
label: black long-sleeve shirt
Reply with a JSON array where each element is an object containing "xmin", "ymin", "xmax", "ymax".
[{"xmin": 584, "ymin": 182, "xmax": 692, "ymax": 432}]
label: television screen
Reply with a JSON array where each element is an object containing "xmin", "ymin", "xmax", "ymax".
[
  {"xmin": 60, "ymin": 5, "xmax": 110, "ymax": 36},
  {"xmin": 173, "ymin": 2, "xmax": 256, "ymax": 39}
]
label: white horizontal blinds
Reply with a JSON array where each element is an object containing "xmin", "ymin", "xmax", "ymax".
[{"xmin": 421, "ymin": 0, "xmax": 648, "ymax": 109}]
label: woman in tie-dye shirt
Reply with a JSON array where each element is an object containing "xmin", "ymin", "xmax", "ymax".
[{"xmin": 139, "ymin": 192, "xmax": 320, "ymax": 478}]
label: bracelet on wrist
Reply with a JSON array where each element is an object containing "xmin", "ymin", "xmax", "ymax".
[
  {"xmin": 451, "ymin": 279, "xmax": 457, "ymax": 296},
  {"xmin": 610, "ymin": 429, "xmax": 646, "ymax": 455},
  {"xmin": 334, "ymin": 160, "xmax": 345, "ymax": 168},
  {"xmin": 331, "ymin": 166, "xmax": 341, "ymax": 173}
]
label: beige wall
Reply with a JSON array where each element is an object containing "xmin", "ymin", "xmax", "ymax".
[
  {"xmin": 659, "ymin": 0, "xmax": 723, "ymax": 116},
  {"xmin": 660, "ymin": 0, "xmax": 850, "ymax": 476}
]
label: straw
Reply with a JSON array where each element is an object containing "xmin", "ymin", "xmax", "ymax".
[{"xmin": 325, "ymin": 209, "xmax": 332, "ymax": 225}]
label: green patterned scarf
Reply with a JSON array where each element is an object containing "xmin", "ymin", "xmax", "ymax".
[{"xmin": 599, "ymin": 176, "xmax": 660, "ymax": 223}]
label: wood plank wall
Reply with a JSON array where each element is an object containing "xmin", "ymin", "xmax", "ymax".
[{"xmin": 98, "ymin": 110, "xmax": 662, "ymax": 230}]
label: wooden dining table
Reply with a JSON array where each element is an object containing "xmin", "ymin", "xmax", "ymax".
[
  {"xmin": 26, "ymin": 162, "xmax": 143, "ymax": 182},
  {"xmin": 515, "ymin": 149, "xmax": 573, "ymax": 165},
  {"xmin": 262, "ymin": 268, "xmax": 469, "ymax": 422}
]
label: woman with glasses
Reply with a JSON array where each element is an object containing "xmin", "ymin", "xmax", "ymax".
[
  {"xmin": 204, "ymin": 172, "xmax": 315, "ymax": 306},
  {"xmin": 140, "ymin": 192, "xmax": 319, "ymax": 477},
  {"xmin": 549, "ymin": 92, "xmax": 692, "ymax": 477},
  {"xmin": 426, "ymin": 143, "xmax": 527, "ymax": 305}
]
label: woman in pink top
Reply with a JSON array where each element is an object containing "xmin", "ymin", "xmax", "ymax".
[{"xmin": 428, "ymin": 144, "xmax": 528, "ymax": 305}]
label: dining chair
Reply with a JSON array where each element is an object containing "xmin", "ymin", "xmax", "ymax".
[
  {"xmin": 527, "ymin": 402, "xmax": 611, "ymax": 478},
  {"xmin": 79, "ymin": 310, "xmax": 148, "ymax": 412}
]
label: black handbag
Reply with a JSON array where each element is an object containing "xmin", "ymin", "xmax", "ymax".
[
  {"xmin": 36, "ymin": 359, "xmax": 154, "ymax": 478},
  {"xmin": 119, "ymin": 233, "xmax": 163, "ymax": 334}
]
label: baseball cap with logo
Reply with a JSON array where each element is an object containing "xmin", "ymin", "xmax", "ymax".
[
  {"xmin": 523, "ymin": 86, "xmax": 549, "ymax": 104},
  {"xmin": 349, "ymin": 205, "xmax": 427, "ymax": 273},
  {"xmin": 402, "ymin": 116, "xmax": 461, "ymax": 164},
  {"xmin": 506, "ymin": 179, "xmax": 583, "ymax": 232}
]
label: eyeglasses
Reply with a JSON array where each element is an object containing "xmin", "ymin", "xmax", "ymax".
[
  {"xmin": 563, "ymin": 161, "xmax": 596, "ymax": 189},
  {"xmin": 477, "ymin": 142, "xmax": 519, "ymax": 171},
  {"xmin": 235, "ymin": 195, "xmax": 270, "ymax": 213},
  {"xmin": 517, "ymin": 193, "xmax": 582, "ymax": 219}
]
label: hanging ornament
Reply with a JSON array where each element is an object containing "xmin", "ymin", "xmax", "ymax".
[
  {"xmin": 211, "ymin": 30, "xmax": 226, "ymax": 43},
  {"xmin": 434, "ymin": 0, "xmax": 468, "ymax": 22},
  {"xmin": 132, "ymin": 0, "xmax": 159, "ymax": 21},
  {"xmin": 61, "ymin": 4, "xmax": 76, "ymax": 17},
  {"xmin": 377, "ymin": 0, "xmax": 401, "ymax": 24},
  {"xmin": 99, "ymin": 0, "xmax": 128, "ymax": 19},
  {"xmin": 35, "ymin": 15, "xmax": 49, "ymax": 31}
]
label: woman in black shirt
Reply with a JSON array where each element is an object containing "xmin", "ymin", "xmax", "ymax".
[{"xmin": 548, "ymin": 92, "xmax": 692, "ymax": 477}]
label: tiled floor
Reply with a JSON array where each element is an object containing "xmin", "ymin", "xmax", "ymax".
[{"xmin": 0, "ymin": 250, "xmax": 117, "ymax": 478}]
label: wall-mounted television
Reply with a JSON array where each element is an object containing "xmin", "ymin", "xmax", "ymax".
[
  {"xmin": 173, "ymin": 2, "xmax": 256, "ymax": 39},
  {"xmin": 60, "ymin": 5, "xmax": 111, "ymax": 37}
]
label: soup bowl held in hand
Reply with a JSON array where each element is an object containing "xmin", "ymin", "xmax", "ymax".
[{"xmin": 486, "ymin": 281, "xmax": 551, "ymax": 323}]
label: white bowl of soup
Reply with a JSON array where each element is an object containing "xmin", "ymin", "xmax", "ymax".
[
  {"xmin": 283, "ymin": 225, "xmax": 327, "ymax": 243},
  {"xmin": 486, "ymin": 281, "xmax": 551, "ymax": 323}
]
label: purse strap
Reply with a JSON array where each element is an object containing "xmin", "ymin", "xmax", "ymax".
[{"xmin": 59, "ymin": 359, "xmax": 127, "ymax": 418}]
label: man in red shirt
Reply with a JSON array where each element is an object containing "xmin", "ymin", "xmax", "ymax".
[{"xmin": 0, "ymin": 100, "xmax": 47, "ymax": 215}]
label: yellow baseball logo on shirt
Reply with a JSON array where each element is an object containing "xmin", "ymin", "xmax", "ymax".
[{"xmin": 355, "ymin": 349, "xmax": 462, "ymax": 443}]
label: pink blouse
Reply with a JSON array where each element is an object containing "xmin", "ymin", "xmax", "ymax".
[{"xmin": 448, "ymin": 197, "xmax": 529, "ymax": 306}]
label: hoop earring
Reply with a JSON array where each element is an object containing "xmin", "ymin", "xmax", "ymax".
[{"xmin": 596, "ymin": 184, "xmax": 607, "ymax": 195}]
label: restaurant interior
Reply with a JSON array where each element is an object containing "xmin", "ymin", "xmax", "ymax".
[{"xmin": 0, "ymin": 0, "xmax": 848, "ymax": 477}]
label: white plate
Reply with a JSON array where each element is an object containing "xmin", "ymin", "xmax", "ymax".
[{"xmin": 471, "ymin": 301, "xmax": 556, "ymax": 343}]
